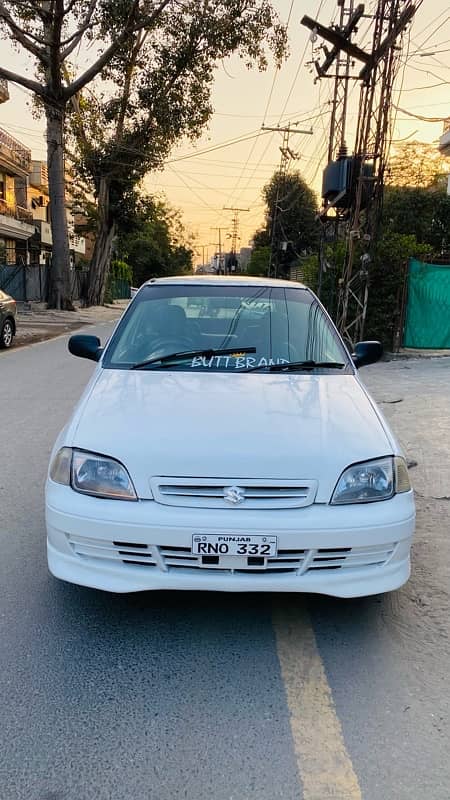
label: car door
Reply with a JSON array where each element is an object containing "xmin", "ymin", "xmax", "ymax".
[{"xmin": 0, "ymin": 290, "xmax": 6, "ymax": 328}]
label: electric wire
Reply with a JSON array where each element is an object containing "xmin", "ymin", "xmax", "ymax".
[{"xmin": 220, "ymin": 0, "xmax": 300, "ymax": 215}]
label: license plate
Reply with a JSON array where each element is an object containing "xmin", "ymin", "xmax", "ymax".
[{"xmin": 192, "ymin": 534, "xmax": 277, "ymax": 557}]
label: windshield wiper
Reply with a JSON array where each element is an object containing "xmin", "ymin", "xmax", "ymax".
[
  {"xmin": 131, "ymin": 346, "xmax": 256, "ymax": 370},
  {"xmin": 243, "ymin": 360, "xmax": 346, "ymax": 373}
]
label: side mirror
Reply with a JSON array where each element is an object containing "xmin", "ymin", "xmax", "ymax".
[
  {"xmin": 68, "ymin": 334, "xmax": 102, "ymax": 362},
  {"xmin": 352, "ymin": 340, "xmax": 383, "ymax": 368}
]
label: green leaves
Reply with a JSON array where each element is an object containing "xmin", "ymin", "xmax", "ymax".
[
  {"xmin": 383, "ymin": 185, "xmax": 450, "ymax": 252},
  {"xmin": 387, "ymin": 141, "xmax": 450, "ymax": 189},
  {"xmin": 118, "ymin": 194, "xmax": 193, "ymax": 284},
  {"xmin": 252, "ymin": 170, "xmax": 319, "ymax": 278},
  {"xmin": 71, "ymin": 0, "xmax": 287, "ymax": 228},
  {"xmin": 247, "ymin": 246, "xmax": 270, "ymax": 277}
]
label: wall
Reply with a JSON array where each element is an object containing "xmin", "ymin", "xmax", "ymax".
[{"xmin": 28, "ymin": 183, "xmax": 49, "ymax": 222}]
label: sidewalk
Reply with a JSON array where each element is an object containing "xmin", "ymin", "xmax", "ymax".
[
  {"xmin": 14, "ymin": 300, "xmax": 129, "ymax": 348},
  {"xmin": 386, "ymin": 347, "xmax": 450, "ymax": 360}
]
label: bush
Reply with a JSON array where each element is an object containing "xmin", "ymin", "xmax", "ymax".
[
  {"xmin": 364, "ymin": 233, "xmax": 431, "ymax": 348},
  {"xmin": 247, "ymin": 246, "xmax": 270, "ymax": 276},
  {"xmin": 298, "ymin": 255, "xmax": 319, "ymax": 292},
  {"xmin": 104, "ymin": 259, "xmax": 133, "ymax": 303},
  {"xmin": 110, "ymin": 259, "xmax": 133, "ymax": 283}
]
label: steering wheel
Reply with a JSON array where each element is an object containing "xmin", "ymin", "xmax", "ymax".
[{"xmin": 141, "ymin": 336, "xmax": 194, "ymax": 360}]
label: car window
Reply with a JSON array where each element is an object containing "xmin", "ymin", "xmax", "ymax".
[{"xmin": 103, "ymin": 284, "xmax": 350, "ymax": 371}]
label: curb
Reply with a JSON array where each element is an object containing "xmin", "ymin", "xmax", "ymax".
[
  {"xmin": 2, "ymin": 319, "xmax": 119, "ymax": 356},
  {"xmin": 385, "ymin": 350, "xmax": 450, "ymax": 361}
]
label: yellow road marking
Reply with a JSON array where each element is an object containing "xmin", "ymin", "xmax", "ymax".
[{"xmin": 273, "ymin": 601, "xmax": 362, "ymax": 800}]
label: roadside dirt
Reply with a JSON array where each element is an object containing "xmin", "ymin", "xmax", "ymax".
[{"xmin": 10, "ymin": 301, "xmax": 129, "ymax": 350}]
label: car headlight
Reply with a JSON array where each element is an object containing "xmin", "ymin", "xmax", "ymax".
[
  {"xmin": 331, "ymin": 456, "xmax": 411, "ymax": 505},
  {"xmin": 49, "ymin": 447, "xmax": 137, "ymax": 501}
]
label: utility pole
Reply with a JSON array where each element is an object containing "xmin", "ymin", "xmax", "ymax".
[
  {"xmin": 322, "ymin": 2, "xmax": 362, "ymax": 163},
  {"xmin": 305, "ymin": 1, "xmax": 363, "ymax": 310},
  {"xmin": 261, "ymin": 124, "xmax": 313, "ymax": 278},
  {"xmin": 338, "ymin": 0, "xmax": 418, "ymax": 345},
  {"xmin": 196, "ymin": 244, "xmax": 214, "ymax": 271},
  {"xmin": 223, "ymin": 207, "xmax": 249, "ymax": 273},
  {"xmin": 302, "ymin": 0, "xmax": 420, "ymax": 345},
  {"xmin": 210, "ymin": 227, "xmax": 226, "ymax": 274}
]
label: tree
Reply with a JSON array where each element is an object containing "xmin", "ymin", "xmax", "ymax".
[
  {"xmin": 69, "ymin": 0, "xmax": 286, "ymax": 305},
  {"xmin": 360, "ymin": 174, "xmax": 450, "ymax": 348},
  {"xmin": 383, "ymin": 185, "xmax": 450, "ymax": 253},
  {"xmin": 0, "ymin": 0, "xmax": 173, "ymax": 308},
  {"xmin": 386, "ymin": 141, "xmax": 450, "ymax": 189},
  {"xmin": 297, "ymin": 253, "xmax": 319, "ymax": 292},
  {"xmin": 253, "ymin": 171, "xmax": 319, "ymax": 278},
  {"xmin": 117, "ymin": 194, "xmax": 193, "ymax": 286},
  {"xmin": 364, "ymin": 232, "xmax": 430, "ymax": 349},
  {"xmin": 247, "ymin": 246, "xmax": 270, "ymax": 276}
]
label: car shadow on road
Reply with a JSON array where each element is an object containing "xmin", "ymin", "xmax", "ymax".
[
  {"xmin": 50, "ymin": 576, "xmax": 386, "ymax": 645},
  {"xmin": 48, "ymin": 575, "xmax": 432, "ymax": 678}
]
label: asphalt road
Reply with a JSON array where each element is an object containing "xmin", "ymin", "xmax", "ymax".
[{"xmin": 1, "ymin": 328, "xmax": 449, "ymax": 800}]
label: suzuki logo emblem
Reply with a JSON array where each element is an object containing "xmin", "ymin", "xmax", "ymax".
[{"xmin": 224, "ymin": 485, "xmax": 245, "ymax": 505}]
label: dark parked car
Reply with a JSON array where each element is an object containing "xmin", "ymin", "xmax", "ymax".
[{"xmin": 0, "ymin": 290, "xmax": 16, "ymax": 348}]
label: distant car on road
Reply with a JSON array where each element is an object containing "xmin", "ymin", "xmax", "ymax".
[
  {"xmin": 46, "ymin": 275, "xmax": 415, "ymax": 598},
  {"xmin": 0, "ymin": 289, "xmax": 16, "ymax": 348}
]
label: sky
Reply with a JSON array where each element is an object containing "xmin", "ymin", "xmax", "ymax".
[{"xmin": 0, "ymin": 0, "xmax": 449, "ymax": 266}]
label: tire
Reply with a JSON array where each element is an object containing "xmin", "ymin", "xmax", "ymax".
[{"xmin": 0, "ymin": 318, "xmax": 14, "ymax": 349}]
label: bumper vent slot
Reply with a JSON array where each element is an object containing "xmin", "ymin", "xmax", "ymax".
[{"xmin": 68, "ymin": 536, "xmax": 397, "ymax": 575}]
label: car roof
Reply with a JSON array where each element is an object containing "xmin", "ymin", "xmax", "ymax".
[{"xmin": 142, "ymin": 275, "xmax": 307, "ymax": 290}]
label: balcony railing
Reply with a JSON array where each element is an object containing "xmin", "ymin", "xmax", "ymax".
[
  {"xmin": 0, "ymin": 127, "xmax": 31, "ymax": 171},
  {"xmin": 0, "ymin": 197, "xmax": 34, "ymax": 224}
]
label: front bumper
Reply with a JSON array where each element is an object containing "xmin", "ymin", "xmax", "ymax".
[{"xmin": 46, "ymin": 482, "xmax": 415, "ymax": 597}]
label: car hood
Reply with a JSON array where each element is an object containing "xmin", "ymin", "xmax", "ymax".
[{"xmin": 69, "ymin": 368, "xmax": 393, "ymax": 502}]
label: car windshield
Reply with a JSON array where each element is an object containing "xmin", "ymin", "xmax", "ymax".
[{"xmin": 103, "ymin": 283, "xmax": 351, "ymax": 372}]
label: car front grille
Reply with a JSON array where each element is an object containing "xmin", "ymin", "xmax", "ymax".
[
  {"xmin": 68, "ymin": 535, "xmax": 396, "ymax": 575},
  {"xmin": 150, "ymin": 477, "xmax": 318, "ymax": 509}
]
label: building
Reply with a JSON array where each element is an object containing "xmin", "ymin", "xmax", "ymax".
[
  {"xmin": 74, "ymin": 210, "xmax": 95, "ymax": 263},
  {"xmin": 28, "ymin": 162, "xmax": 92, "ymax": 269},
  {"xmin": 239, "ymin": 247, "xmax": 252, "ymax": 272},
  {"xmin": 0, "ymin": 126, "xmax": 35, "ymax": 265},
  {"xmin": 0, "ymin": 81, "xmax": 97, "ymax": 305},
  {"xmin": 67, "ymin": 210, "xmax": 86, "ymax": 266},
  {"xmin": 438, "ymin": 119, "xmax": 450, "ymax": 196},
  {"xmin": 439, "ymin": 118, "xmax": 450, "ymax": 156},
  {"xmin": 0, "ymin": 79, "xmax": 36, "ymax": 267},
  {"xmin": 28, "ymin": 160, "xmax": 52, "ymax": 267},
  {"xmin": 64, "ymin": 170, "xmax": 87, "ymax": 268}
]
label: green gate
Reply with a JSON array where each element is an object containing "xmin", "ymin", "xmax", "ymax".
[
  {"xmin": 403, "ymin": 258, "xmax": 450, "ymax": 348},
  {"xmin": 109, "ymin": 277, "xmax": 131, "ymax": 300}
]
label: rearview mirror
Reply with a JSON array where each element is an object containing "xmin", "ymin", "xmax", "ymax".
[
  {"xmin": 68, "ymin": 334, "xmax": 102, "ymax": 362},
  {"xmin": 352, "ymin": 341, "xmax": 383, "ymax": 368}
]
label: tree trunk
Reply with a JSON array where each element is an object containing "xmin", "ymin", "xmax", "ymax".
[
  {"xmin": 87, "ymin": 177, "xmax": 116, "ymax": 305},
  {"xmin": 46, "ymin": 106, "xmax": 74, "ymax": 310}
]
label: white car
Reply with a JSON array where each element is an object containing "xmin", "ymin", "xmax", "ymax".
[{"xmin": 46, "ymin": 276, "xmax": 415, "ymax": 597}]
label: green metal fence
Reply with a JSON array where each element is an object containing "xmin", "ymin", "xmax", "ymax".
[
  {"xmin": 109, "ymin": 278, "xmax": 131, "ymax": 300},
  {"xmin": 403, "ymin": 258, "xmax": 450, "ymax": 348}
]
